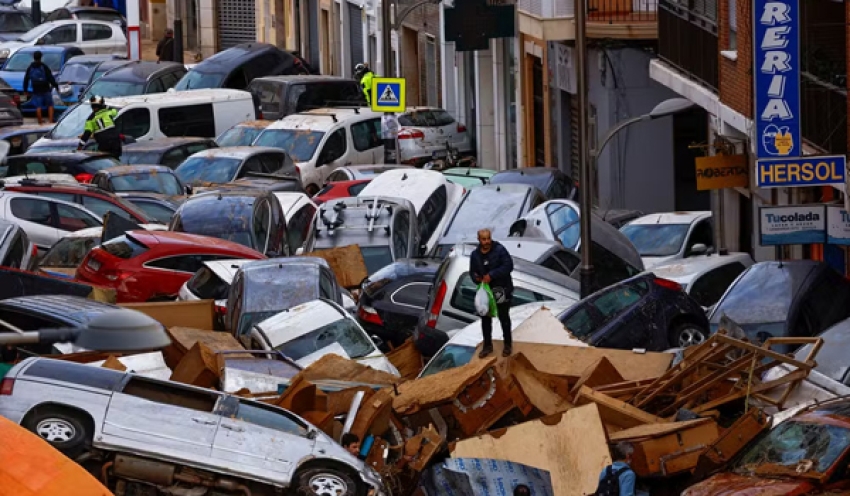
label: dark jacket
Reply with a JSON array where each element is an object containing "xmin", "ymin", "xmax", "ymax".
[
  {"xmin": 23, "ymin": 61, "xmax": 58, "ymax": 94},
  {"xmin": 156, "ymin": 36, "xmax": 175, "ymax": 62},
  {"xmin": 470, "ymin": 241, "xmax": 514, "ymax": 295}
]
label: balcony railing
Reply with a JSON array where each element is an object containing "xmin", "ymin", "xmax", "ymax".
[
  {"xmin": 658, "ymin": 0, "xmax": 718, "ymax": 90},
  {"xmin": 518, "ymin": 0, "xmax": 574, "ymax": 18},
  {"xmin": 801, "ymin": 72, "xmax": 848, "ymax": 155},
  {"xmin": 588, "ymin": 0, "xmax": 656, "ymax": 23}
]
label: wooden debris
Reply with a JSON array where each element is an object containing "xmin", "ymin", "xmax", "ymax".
[
  {"xmin": 609, "ymin": 418, "xmax": 720, "ymax": 477},
  {"xmin": 170, "ymin": 341, "xmax": 220, "ymax": 388},
  {"xmin": 349, "ymin": 389, "xmax": 395, "ymax": 441},
  {"xmin": 451, "ymin": 366, "xmax": 519, "ymax": 436},
  {"xmin": 571, "ymin": 356, "xmax": 625, "ymax": 397},
  {"xmin": 296, "ymin": 354, "xmax": 401, "ymax": 385},
  {"xmin": 101, "ymin": 355, "xmax": 127, "ymax": 372},
  {"xmin": 393, "ymin": 358, "xmax": 496, "ymax": 416},
  {"xmin": 404, "ymin": 425, "xmax": 444, "ymax": 472},
  {"xmin": 386, "ymin": 339, "xmax": 424, "ymax": 380},
  {"xmin": 164, "ymin": 327, "xmax": 248, "ymax": 369},
  {"xmin": 506, "ymin": 354, "xmax": 572, "ymax": 416},
  {"xmin": 576, "ymin": 386, "xmax": 667, "ymax": 431},
  {"xmin": 122, "ymin": 300, "xmax": 215, "ymax": 330},
  {"xmin": 692, "ymin": 408, "xmax": 770, "ymax": 479},
  {"xmin": 305, "ymin": 245, "xmax": 368, "ymax": 289}
]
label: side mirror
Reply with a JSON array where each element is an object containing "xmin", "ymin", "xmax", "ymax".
[
  {"xmin": 36, "ymin": 37, "xmax": 45, "ymax": 45},
  {"xmin": 689, "ymin": 243, "xmax": 708, "ymax": 256},
  {"xmin": 185, "ymin": 185, "xmax": 193, "ymax": 195},
  {"xmin": 370, "ymin": 334, "xmax": 385, "ymax": 349}
]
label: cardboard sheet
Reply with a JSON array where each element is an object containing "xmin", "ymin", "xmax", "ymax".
[
  {"xmin": 122, "ymin": 300, "xmax": 215, "ymax": 330},
  {"xmin": 305, "ymin": 245, "xmax": 368, "ymax": 289},
  {"xmin": 87, "ymin": 352, "xmax": 171, "ymax": 380},
  {"xmin": 450, "ymin": 404, "xmax": 611, "ymax": 496},
  {"xmin": 296, "ymin": 353, "xmax": 401, "ymax": 386},
  {"xmin": 393, "ymin": 358, "xmax": 496, "ymax": 415}
]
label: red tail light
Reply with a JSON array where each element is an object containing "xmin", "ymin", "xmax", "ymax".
[
  {"xmin": 457, "ymin": 123, "xmax": 467, "ymax": 133},
  {"xmin": 75, "ymin": 173, "xmax": 94, "ymax": 183},
  {"xmin": 653, "ymin": 277, "xmax": 683, "ymax": 292},
  {"xmin": 30, "ymin": 243, "xmax": 37, "ymax": 258},
  {"xmin": 102, "ymin": 269, "xmax": 132, "ymax": 282},
  {"xmin": 425, "ymin": 281, "xmax": 447, "ymax": 328},
  {"xmin": 398, "ymin": 129, "xmax": 424, "ymax": 140},
  {"xmin": 0, "ymin": 378, "xmax": 14, "ymax": 395},
  {"xmin": 12, "ymin": 94, "xmax": 20, "ymax": 105},
  {"xmin": 358, "ymin": 305, "xmax": 384, "ymax": 326},
  {"xmin": 215, "ymin": 304, "xmax": 227, "ymax": 316},
  {"xmin": 258, "ymin": 111, "xmax": 264, "ymax": 120}
]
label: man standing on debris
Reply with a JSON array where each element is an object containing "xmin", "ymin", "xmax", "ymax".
[
  {"xmin": 471, "ymin": 228, "xmax": 514, "ymax": 358},
  {"xmin": 595, "ymin": 442, "xmax": 636, "ymax": 496}
]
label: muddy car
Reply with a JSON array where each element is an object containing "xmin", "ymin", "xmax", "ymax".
[
  {"xmin": 0, "ymin": 357, "xmax": 387, "ymax": 496},
  {"xmin": 684, "ymin": 399, "xmax": 850, "ymax": 496}
]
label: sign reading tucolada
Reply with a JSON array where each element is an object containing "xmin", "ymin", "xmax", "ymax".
[
  {"xmin": 759, "ymin": 205, "xmax": 826, "ymax": 246},
  {"xmin": 827, "ymin": 206, "xmax": 850, "ymax": 245}
]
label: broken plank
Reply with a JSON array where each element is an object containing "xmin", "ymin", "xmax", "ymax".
[{"xmin": 576, "ymin": 386, "xmax": 667, "ymax": 429}]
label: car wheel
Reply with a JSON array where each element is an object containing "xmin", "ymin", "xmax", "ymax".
[
  {"xmin": 24, "ymin": 408, "xmax": 91, "ymax": 458},
  {"xmin": 671, "ymin": 323, "xmax": 708, "ymax": 348},
  {"xmin": 295, "ymin": 467, "xmax": 360, "ymax": 496},
  {"xmin": 306, "ymin": 184, "xmax": 320, "ymax": 196}
]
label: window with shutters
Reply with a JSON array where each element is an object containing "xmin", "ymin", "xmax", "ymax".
[{"xmin": 426, "ymin": 37, "xmax": 438, "ymax": 106}]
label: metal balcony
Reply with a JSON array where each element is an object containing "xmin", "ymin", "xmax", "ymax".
[{"xmin": 658, "ymin": 0, "xmax": 718, "ymax": 91}]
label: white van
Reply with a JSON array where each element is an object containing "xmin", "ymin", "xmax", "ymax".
[
  {"xmin": 252, "ymin": 107, "xmax": 385, "ymax": 195},
  {"xmin": 34, "ymin": 89, "xmax": 257, "ymax": 148}
]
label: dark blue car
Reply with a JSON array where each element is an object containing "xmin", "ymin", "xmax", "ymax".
[
  {"xmin": 0, "ymin": 45, "xmax": 84, "ymax": 114},
  {"xmin": 557, "ymin": 272, "xmax": 709, "ymax": 351},
  {"xmin": 52, "ymin": 54, "xmax": 125, "ymax": 111}
]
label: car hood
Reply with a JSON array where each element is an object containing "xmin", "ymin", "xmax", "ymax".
[
  {"xmin": 0, "ymin": 41, "xmax": 26, "ymax": 52},
  {"xmin": 641, "ymin": 255, "xmax": 679, "ymax": 269},
  {"xmin": 683, "ymin": 473, "xmax": 816, "ymax": 496},
  {"xmin": 0, "ymin": 70, "xmax": 26, "ymax": 91},
  {"xmin": 0, "ymin": 34, "xmax": 23, "ymax": 42}
]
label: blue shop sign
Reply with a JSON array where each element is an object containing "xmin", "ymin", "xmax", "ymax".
[
  {"xmin": 753, "ymin": 0, "xmax": 801, "ymax": 161},
  {"xmin": 756, "ymin": 155, "xmax": 846, "ymax": 188}
]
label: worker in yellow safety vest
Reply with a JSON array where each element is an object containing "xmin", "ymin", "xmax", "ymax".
[{"xmin": 355, "ymin": 63, "xmax": 375, "ymax": 105}]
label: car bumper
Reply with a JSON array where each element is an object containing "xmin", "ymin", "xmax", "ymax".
[
  {"xmin": 412, "ymin": 321, "xmax": 449, "ymax": 358},
  {"xmin": 398, "ymin": 137, "xmax": 474, "ymax": 164}
]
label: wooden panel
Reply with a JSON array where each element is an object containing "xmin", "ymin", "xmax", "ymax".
[
  {"xmin": 385, "ymin": 339, "xmax": 423, "ymax": 380},
  {"xmin": 305, "ymin": 245, "xmax": 368, "ymax": 289},
  {"xmin": 393, "ymin": 358, "xmax": 496, "ymax": 415},
  {"xmin": 122, "ymin": 300, "xmax": 215, "ymax": 330},
  {"xmin": 613, "ymin": 419, "xmax": 720, "ymax": 477},
  {"xmin": 575, "ymin": 386, "xmax": 666, "ymax": 430},
  {"xmin": 297, "ymin": 353, "xmax": 401, "ymax": 386},
  {"xmin": 170, "ymin": 341, "xmax": 220, "ymax": 388}
]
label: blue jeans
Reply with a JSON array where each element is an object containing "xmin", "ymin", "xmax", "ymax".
[{"xmin": 30, "ymin": 92, "xmax": 53, "ymax": 110}]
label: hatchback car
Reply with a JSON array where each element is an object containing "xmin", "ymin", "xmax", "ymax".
[
  {"xmin": 91, "ymin": 165, "xmax": 189, "ymax": 197},
  {"xmin": 0, "ymin": 19, "xmax": 125, "ymax": 64},
  {"xmin": 247, "ymin": 75, "xmax": 365, "ymax": 120},
  {"xmin": 175, "ymin": 42, "xmax": 301, "ymax": 91},
  {"xmin": 5, "ymin": 179, "xmax": 152, "ymax": 223},
  {"xmin": 117, "ymin": 137, "xmax": 218, "ymax": 168},
  {"xmin": 215, "ymin": 120, "xmax": 272, "ymax": 147},
  {"xmin": 489, "ymin": 167, "xmax": 577, "ymax": 201},
  {"xmin": 0, "ymin": 6, "xmax": 36, "ymax": 43},
  {"xmin": 0, "ymin": 190, "xmax": 101, "ymax": 252},
  {"xmin": 75, "ymin": 230, "xmax": 265, "ymax": 302},
  {"xmin": 174, "ymin": 147, "xmax": 297, "ymax": 187},
  {"xmin": 168, "ymin": 190, "xmax": 288, "ymax": 257},
  {"xmin": 651, "ymin": 253, "xmax": 754, "ymax": 310},
  {"xmin": 86, "ymin": 57, "xmax": 130, "ymax": 86},
  {"xmin": 396, "ymin": 107, "xmax": 472, "ymax": 166},
  {"xmin": 3, "ymin": 151, "xmax": 119, "ymax": 182},
  {"xmin": 313, "ymin": 179, "xmax": 370, "ymax": 205},
  {"xmin": 81, "ymin": 60, "xmax": 187, "ymax": 100},
  {"xmin": 117, "ymin": 192, "xmax": 183, "ymax": 224},
  {"xmin": 620, "ymin": 211, "xmax": 713, "ymax": 269},
  {"xmin": 51, "ymin": 53, "xmax": 124, "ymax": 110},
  {"xmin": 37, "ymin": 224, "xmax": 166, "ymax": 274}
]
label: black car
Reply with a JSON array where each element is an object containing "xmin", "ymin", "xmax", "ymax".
[
  {"xmin": 87, "ymin": 58, "xmax": 132, "ymax": 87},
  {"xmin": 82, "ymin": 60, "xmax": 187, "ymax": 100},
  {"xmin": 169, "ymin": 189, "xmax": 289, "ymax": 257},
  {"xmin": 489, "ymin": 167, "xmax": 578, "ymax": 201},
  {"xmin": 0, "ymin": 5, "xmax": 36, "ymax": 42},
  {"xmin": 44, "ymin": 6, "xmax": 127, "ymax": 32},
  {"xmin": 0, "ymin": 79, "xmax": 24, "ymax": 127},
  {"xmin": 91, "ymin": 165, "xmax": 189, "ymax": 196},
  {"xmin": 3, "ymin": 151, "xmax": 119, "ymax": 182},
  {"xmin": 247, "ymin": 75, "xmax": 365, "ymax": 121},
  {"xmin": 0, "ymin": 123, "xmax": 52, "ymax": 154},
  {"xmin": 117, "ymin": 192, "xmax": 184, "ymax": 224},
  {"xmin": 174, "ymin": 43, "xmax": 302, "ymax": 91},
  {"xmin": 357, "ymin": 258, "xmax": 441, "ymax": 349},
  {"xmin": 119, "ymin": 137, "xmax": 218, "ymax": 168}
]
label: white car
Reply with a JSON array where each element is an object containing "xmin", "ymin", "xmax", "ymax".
[
  {"xmin": 250, "ymin": 298, "xmax": 400, "ymax": 376},
  {"xmin": 273, "ymin": 192, "xmax": 317, "ymax": 255},
  {"xmin": 252, "ymin": 107, "xmax": 385, "ymax": 195},
  {"xmin": 396, "ymin": 107, "xmax": 473, "ymax": 165},
  {"xmin": 0, "ymin": 20, "xmax": 127, "ymax": 62},
  {"xmin": 650, "ymin": 253, "xmax": 755, "ymax": 310},
  {"xmin": 620, "ymin": 211, "xmax": 713, "ymax": 269},
  {"xmin": 0, "ymin": 191, "xmax": 102, "ymax": 252},
  {"xmin": 357, "ymin": 168, "xmax": 464, "ymax": 254}
]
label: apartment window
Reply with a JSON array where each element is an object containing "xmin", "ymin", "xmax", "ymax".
[
  {"xmin": 426, "ymin": 36, "xmax": 438, "ymax": 106},
  {"xmin": 728, "ymin": 0, "xmax": 737, "ymax": 50}
]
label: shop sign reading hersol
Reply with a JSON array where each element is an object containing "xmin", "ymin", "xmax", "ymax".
[
  {"xmin": 759, "ymin": 204, "xmax": 826, "ymax": 246},
  {"xmin": 695, "ymin": 155, "xmax": 748, "ymax": 190}
]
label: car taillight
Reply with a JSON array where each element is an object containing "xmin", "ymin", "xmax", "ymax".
[
  {"xmin": 215, "ymin": 304, "xmax": 227, "ymax": 316},
  {"xmin": 30, "ymin": 244, "xmax": 37, "ymax": 258},
  {"xmin": 398, "ymin": 129, "xmax": 424, "ymax": 140},
  {"xmin": 358, "ymin": 305, "xmax": 384, "ymax": 326},
  {"xmin": 75, "ymin": 173, "xmax": 94, "ymax": 183},
  {"xmin": 457, "ymin": 123, "xmax": 467, "ymax": 133},
  {"xmin": 653, "ymin": 277, "xmax": 683, "ymax": 292},
  {"xmin": 12, "ymin": 94, "xmax": 20, "ymax": 105},
  {"xmin": 0, "ymin": 378, "xmax": 14, "ymax": 395},
  {"xmin": 294, "ymin": 165, "xmax": 301, "ymax": 179},
  {"xmin": 102, "ymin": 269, "xmax": 132, "ymax": 282},
  {"xmin": 425, "ymin": 281, "xmax": 447, "ymax": 329}
]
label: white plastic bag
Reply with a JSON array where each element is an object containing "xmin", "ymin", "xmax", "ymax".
[{"xmin": 475, "ymin": 285, "xmax": 490, "ymax": 317}]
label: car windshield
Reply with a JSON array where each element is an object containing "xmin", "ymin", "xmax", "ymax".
[
  {"xmin": 5, "ymin": 52, "xmax": 62, "ymax": 72},
  {"xmin": 109, "ymin": 171, "xmax": 184, "ymax": 195},
  {"xmin": 57, "ymin": 63, "xmax": 96, "ymax": 84},
  {"xmin": 16, "ymin": 23, "xmax": 52, "ymax": 43},
  {"xmin": 620, "ymin": 223, "xmax": 690, "ymax": 257},
  {"xmin": 445, "ymin": 189, "xmax": 528, "ymax": 241},
  {"xmin": 445, "ymin": 175, "xmax": 488, "ymax": 188},
  {"xmin": 51, "ymin": 103, "xmax": 95, "ymax": 138},
  {"xmin": 361, "ymin": 245, "xmax": 394, "ymax": 275},
  {"xmin": 0, "ymin": 12, "xmax": 35, "ymax": 33},
  {"xmin": 217, "ymin": 126, "xmax": 265, "ymax": 147},
  {"xmin": 175, "ymin": 156, "xmax": 242, "ymax": 185},
  {"xmin": 175, "ymin": 70, "xmax": 225, "ymax": 90},
  {"xmin": 126, "ymin": 198, "xmax": 175, "ymax": 224},
  {"xmin": 84, "ymin": 80, "xmax": 144, "ymax": 99},
  {"xmin": 39, "ymin": 235, "xmax": 99, "ymax": 267},
  {"xmin": 274, "ymin": 317, "xmax": 375, "ymax": 361},
  {"xmin": 171, "ymin": 196, "xmax": 255, "ymax": 247},
  {"xmin": 733, "ymin": 420, "xmax": 850, "ymax": 477},
  {"xmin": 420, "ymin": 344, "xmax": 476, "ymax": 377},
  {"xmin": 121, "ymin": 150, "xmax": 163, "ymax": 165},
  {"xmin": 253, "ymin": 129, "xmax": 323, "ymax": 162}
]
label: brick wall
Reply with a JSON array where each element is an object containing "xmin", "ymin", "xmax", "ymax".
[
  {"xmin": 718, "ymin": 0, "xmax": 752, "ymax": 118},
  {"xmin": 397, "ymin": 0, "xmax": 442, "ymax": 107}
]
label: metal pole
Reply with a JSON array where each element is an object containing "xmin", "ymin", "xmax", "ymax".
[
  {"xmin": 576, "ymin": 0, "xmax": 593, "ymax": 298},
  {"xmin": 381, "ymin": 0, "xmax": 393, "ymax": 77},
  {"xmin": 31, "ymin": 0, "xmax": 40, "ymax": 26},
  {"xmin": 173, "ymin": 0, "xmax": 184, "ymax": 64}
]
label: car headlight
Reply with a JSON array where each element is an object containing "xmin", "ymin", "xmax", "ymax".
[
  {"xmin": 0, "ymin": 48, "xmax": 9, "ymax": 59},
  {"xmin": 59, "ymin": 85, "xmax": 72, "ymax": 96}
]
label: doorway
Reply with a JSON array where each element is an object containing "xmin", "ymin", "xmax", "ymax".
[
  {"xmin": 532, "ymin": 56, "xmax": 544, "ymax": 166},
  {"xmin": 402, "ymin": 27, "xmax": 420, "ymax": 105},
  {"xmin": 321, "ymin": 9, "xmax": 330, "ymax": 74},
  {"xmin": 672, "ymin": 109, "xmax": 711, "ymax": 210}
]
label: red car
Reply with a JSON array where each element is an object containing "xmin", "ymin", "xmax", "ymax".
[
  {"xmin": 313, "ymin": 179, "xmax": 371, "ymax": 204},
  {"xmin": 6, "ymin": 181, "xmax": 153, "ymax": 224},
  {"xmin": 75, "ymin": 230, "xmax": 265, "ymax": 302}
]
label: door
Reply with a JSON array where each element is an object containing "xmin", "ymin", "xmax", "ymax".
[
  {"xmin": 402, "ymin": 27, "xmax": 420, "ymax": 104},
  {"xmin": 211, "ymin": 396, "xmax": 312, "ymax": 484},
  {"xmin": 589, "ymin": 280, "xmax": 654, "ymax": 349},
  {"xmin": 5, "ymin": 196, "xmax": 60, "ymax": 252},
  {"xmin": 315, "ymin": 128, "xmax": 348, "ymax": 184},
  {"xmin": 531, "ymin": 56, "xmax": 545, "ymax": 166},
  {"xmin": 346, "ymin": 1, "xmax": 363, "ymax": 71},
  {"xmin": 45, "ymin": 23, "xmax": 78, "ymax": 47},
  {"xmin": 349, "ymin": 118, "xmax": 383, "ymax": 163},
  {"xmin": 81, "ymin": 23, "xmax": 115, "ymax": 53},
  {"xmin": 101, "ymin": 377, "xmax": 221, "ymax": 461}
]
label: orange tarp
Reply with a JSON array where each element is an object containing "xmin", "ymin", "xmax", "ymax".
[{"xmin": 0, "ymin": 416, "xmax": 112, "ymax": 496}]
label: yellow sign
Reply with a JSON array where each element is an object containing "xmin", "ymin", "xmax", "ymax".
[
  {"xmin": 695, "ymin": 155, "xmax": 749, "ymax": 190},
  {"xmin": 371, "ymin": 77, "xmax": 406, "ymax": 113}
]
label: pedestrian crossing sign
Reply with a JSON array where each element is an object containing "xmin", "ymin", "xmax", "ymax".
[{"xmin": 371, "ymin": 77, "xmax": 406, "ymax": 113}]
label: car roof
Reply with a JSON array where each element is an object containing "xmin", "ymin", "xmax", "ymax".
[
  {"xmin": 443, "ymin": 167, "xmax": 497, "ymax": 178},
  {"xmin": 125, "ymin": 229, "xmax": 263, "ymax": 256},
  {"xmin": 253, "ymin": 75, "xmax": 357, "ymax": 84},
  {"xmin": 202, "ymin": 258, "xmax": 256, "ymax": 282},
  {"xmin": 122, "ymin": 137, "xmax": 213, "ymax": 151},
  {"xmin": 103, "ymin": 89, "xmax": 252, "ymax": 108},
  {"xmin": 448, "ymin": 243, "xmax": 581, "ymax": 292},
  {"xmin": 187, "ymin": 146, "xmax": 282, "ymax": 160},
  {"xmin": 358, "ymin": 169, "xmax": 451, "ymax": 210},
  {"xmin": 100, "ymin": 61, "xmax": 182, "ymax": 81},
  {"xmin": 627, "ymin": 211, "xmax": 712, "ymax": 226},
  {"xmin": 0, "ymin": 294, "xmax": 120, "ymax": 326},
  {"xmin": 12, "ymin": 150, "xmax": 111, "ymax": 162},
  {"xmin": 241, "ymin": 256, "xmax": 329, "ymax": 272},
  {"xmin": 650, "ymin": 253, "xmax": 754, "ymax": 285},
  {"xmin": 269, "ymin": 107, "xmax": 380, "ymax": 132},
  {"xmin": 95, "ymin": 59, "xmax": 132, "ymax": 72},
  {"xmin": 231, "ymin": 120, "xmax": 273, "ymax": 129},
  {"xmin": 191, "ymin": 43, "xmax": 286, "ymax": 69},
  {"xmin": 67, "ymin": 6, "xmax": 122, "ymax": 13},
  {"xmin": 0, "ymin": 124, "xmax": 54, "ymax": 137},
  {"xmin": 64, "ymin": 54, "xmax": 125, "ymax": 65},
  {"xmin": 58, "ymin": 223, "xmax": 166, "ymax": 239},
  {"xmin": 98, "ymin": 165, "xmax": 175, "ymax": 176},
  {"xmin": 256, "ymin": 299, "xmax": 347, "ymax": 346}
]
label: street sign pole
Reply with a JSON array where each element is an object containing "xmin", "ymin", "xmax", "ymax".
[{"xmin": 372, "ymin": 77, "xmax": 406, "ymax": 164}]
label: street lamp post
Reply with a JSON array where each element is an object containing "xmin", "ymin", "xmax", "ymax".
[{"xmin": 579, "ymin": 97, "xmax": 696, "ymax": 298}]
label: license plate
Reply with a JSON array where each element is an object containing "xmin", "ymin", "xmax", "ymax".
[
  {"xmin": 86, "ymin": 258, "xmax": 101, "ymax": 271},
  {"xmin": 432, "ymin": 149, "xmax": 448, "ymax": 159}
]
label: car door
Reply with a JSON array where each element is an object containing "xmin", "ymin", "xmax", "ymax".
[
  {"xmin": 4, "ymin": 196, "xmax": 60, "ymax": 252},
  {"xmin": 161, "ymin": 147, "xmax": 187, "ymax": 168},
  {"xmin": 688, "ymin": 262, "xmax": 749, "ymax": 309},
  {"xmin": 44, "ymin": 23, "xmax": 78, "ymax": 47},
  {"xmin": 588, "ymin": 280, "xmax": 656, "ymax": 350},
  {"xmin": 211, "ymin": 396, "xmax": 312, "ymax": 484},
  {"xmin": 684, "ymin": 218, "xmax": 714, "ymax": 257},
  {"xmin": 101, "ymin": 376, "xmax": 222, "ymax": 461},
  {"xmin": 81, "ymin": 23, "xmax": 114, "ymax": 53},
  {"xmin": 315, "ymin": 128, "xmax": 348, "ymax": 184},
  {"xmin": 350, "ymin": 118, "xmax": 383, "ymax": 163},
  {"xmin": 145, "ymin": 77, "xmax": 166, "ymax": 94}
]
